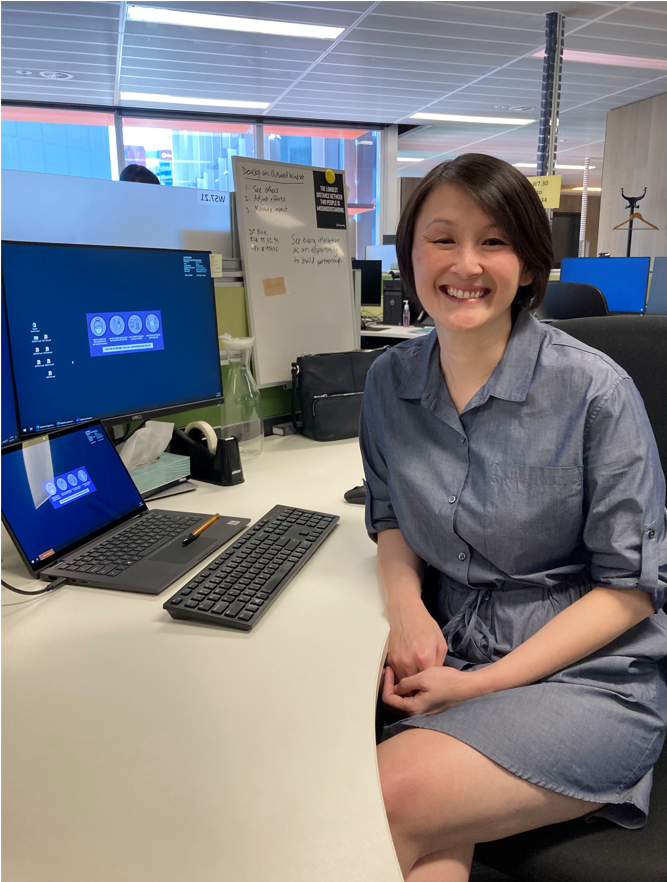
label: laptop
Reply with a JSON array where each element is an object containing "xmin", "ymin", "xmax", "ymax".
[{"xmin": 1, "ymin": 422, "xmax": 250, "ymax": 595}]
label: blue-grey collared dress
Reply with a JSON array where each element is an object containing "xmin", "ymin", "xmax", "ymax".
[{"xmin": 360, "ymin": 309, "xmax": 667, "ymax": 828}]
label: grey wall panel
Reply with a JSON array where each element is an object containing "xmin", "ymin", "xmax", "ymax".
[{"xmin": 1, "ymin": 169, "xmax": 233, "ymax": 256}]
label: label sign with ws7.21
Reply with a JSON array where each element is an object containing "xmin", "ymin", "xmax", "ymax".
[{"xmin": 197, "ymin": 191, "xmax": 227, "ymax": 205}]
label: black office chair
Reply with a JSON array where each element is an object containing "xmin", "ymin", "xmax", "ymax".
[
  {"xmin": 474, "ymin": 747, "xmax": 666, "ymax": 882},
  {"xmin": 552, "ymin": 316, "xmax": 667, "ymax": 484},
  {"xmin": 534, "ymin": 282, "xmax": 609, "ymax": 320},
  {"xmin": 474, "ymin": 315, "xmax": 667, "ymax": 882}
]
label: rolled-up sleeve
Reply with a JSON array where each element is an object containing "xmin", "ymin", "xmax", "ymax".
[
  {"xmin": 359, "ymin": 367, "xmax": 399, "ymax": 541},
  {"xmin": 583, "ymin": 377, "xmax": 667, "ymax": 611}
]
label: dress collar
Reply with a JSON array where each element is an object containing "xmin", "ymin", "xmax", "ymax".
[{"xmin": 396, "ymin": 309, "xmax": 546, "ymax": 407}]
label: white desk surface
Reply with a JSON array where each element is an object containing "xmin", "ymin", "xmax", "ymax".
[
  {"xmin": 2, "ymin": 435, "xmax": 401, "ymax": 882},
  {"xmin": 361, "ymin": 324, "xmax": 434, "ymax": 340}
]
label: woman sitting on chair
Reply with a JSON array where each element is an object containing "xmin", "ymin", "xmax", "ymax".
[{"xmin": 360, "ymin": 153, "xmax": 667, "ymax": 882}]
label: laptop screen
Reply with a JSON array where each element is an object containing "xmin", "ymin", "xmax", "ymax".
[{"xmin": 1, "ymin": 423, "xmax": 145, "ymax": 573}]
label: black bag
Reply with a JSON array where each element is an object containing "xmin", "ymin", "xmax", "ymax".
[{"xmin": 291, "ymin": 348, "xmax": 387, "ymax": 442}]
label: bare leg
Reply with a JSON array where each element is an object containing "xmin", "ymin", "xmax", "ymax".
[
  {"xmin": 378, "ymin": 728, "xmax": 606, "ymax": 879},
  {"xmin": 407, "ymin": 844, "xmax": 474, "ymax": 882}
]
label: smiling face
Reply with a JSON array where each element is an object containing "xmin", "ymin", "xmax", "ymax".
[{"xmin": 411, "ymin": 183, "xmax": 533, "ymax": 337}]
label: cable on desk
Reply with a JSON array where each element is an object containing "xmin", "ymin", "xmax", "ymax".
[
  {"xmin": 361, "ymin": 309, "xmax": 383, "ymax": 327},
  {"xmin": 1, "ymin": 577, "xmax": 67, "ymax": 596}
]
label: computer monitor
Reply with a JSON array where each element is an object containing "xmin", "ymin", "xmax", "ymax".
[
  {"xmin": 2, "ymin": 242, "xmax": 223, "ymax": 435},
  {"xmin": 646, "ymin": 257, "xmax": 667, "ymax": 316},
  {"xmin": 560, "ymin": 257, "xmax": 650, "ymax": 314},
  {"xmin": 1, "ymin": 287, "xmax": 20, "ymax": 446},
  {"xmin": 365, "ymin": 244, "xmax": 398, "ymax": 272},
  {"xmin": 352, "ymin": 259, "xmax": 383, "ymax": 306}
]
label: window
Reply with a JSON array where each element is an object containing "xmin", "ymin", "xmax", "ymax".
[
  {"xmin": 263, "ymin": 125, "xmax": 380, "ymax": 257},
  {"xmin": 2, "ymin": 108, "xmax": 382, "ymax": 257},
  {"xmin": 121, "ymin": 118, "xmax": 255, "ymax": 190},
  {"xmin": 1, "ymin": 107, "xmax": 117, "ymax": 179}
]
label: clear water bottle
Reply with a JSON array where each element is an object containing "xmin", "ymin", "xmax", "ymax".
[
  {"xmin": 219, "ymin": 334, "xmax": 264, "ymax": 458},
  {"xmin": 402, "ymin": 299, "xmax": 410, "ymax": 328}
]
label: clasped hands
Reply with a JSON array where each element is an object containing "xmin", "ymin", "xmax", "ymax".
[
  {"xmin": 383, "ymin": 603, "xmax": 485, "ymax": 717},
  {"xmin": 382, "ymin": 665, "xmax": 482, "ymax": 716}
]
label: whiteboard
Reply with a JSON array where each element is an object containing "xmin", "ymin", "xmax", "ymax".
[
  {"xmin": 232, "ymin": 156, "xmax": 356, "ymax": 387},
  {"xmin": 1, "ymin": 169, "xmax": 233, "ymax": 255}
]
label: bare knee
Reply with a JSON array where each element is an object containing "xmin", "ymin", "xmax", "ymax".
[
  {"xmin": 377, "ymin": 731, "xmax": 441, "ymax": 842},
  {"xmin": 378, "ymin": 745, "xmax": 420, "ymax": 830}
]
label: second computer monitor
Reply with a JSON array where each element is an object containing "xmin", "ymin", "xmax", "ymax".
[
  {"xmin": 560, "ymin": 257, "xmax": 650, "ymax": 313},
  {"xmin": 365, "ymin": 244, "xmax": 398, "ymax": 273},
  {"xmin": 1, "ymin": 287, "xmax": 20, "ymax": 446},
  {"xmin": 2, "ymin": 242, "xmax": 223, "ymax": 435},
  {"xmin": 352, "ymin": 259, "xmax": 383, "ymax": 306}
]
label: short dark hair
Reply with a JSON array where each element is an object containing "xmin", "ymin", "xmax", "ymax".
[
  {"xmin": 396, "ymin": 154, "xmax": 554, "ymax": 312},
  {"xmin": 119, "ymin": 164, "xmax": 160, "ymax": 185}
]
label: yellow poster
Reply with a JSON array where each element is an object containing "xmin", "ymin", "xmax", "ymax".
[{"xmin": 527, "ymin": 174, "xmax": 562, "ymax": 209}]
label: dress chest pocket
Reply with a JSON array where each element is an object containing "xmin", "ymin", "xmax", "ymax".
[{"xmin": 483, "ymin": 464, "xmax": 584, "ymax": 575}]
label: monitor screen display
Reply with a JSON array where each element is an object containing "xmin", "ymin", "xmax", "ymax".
[
  {"xmin": 365, "ymin": 244, "xmax": 398, "ymax": 273},
  {"xmin": 1, "ymin": 422, "xmax": 144, "ymax": 572},
  {"xmin": 2, "ymin": 242, "xmax": 223, "ymax": 434},
  {"xmin": 1, "ymin": 288, "xmax": 20, "ymax": 446},
  {"xmin": 352, "ymin": 259, "xmax": 383, "ymax": 306},
  {"xmin": 560, "ymin": 257, "xmax": 650, "ymax": 313}
]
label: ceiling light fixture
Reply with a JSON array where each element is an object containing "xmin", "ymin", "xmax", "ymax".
[
  {"xmin": 572, "ymin": 187, "xmax": 602, "ymax": 191},
  {"xmin": 411, "ymin": 113, "xmax": 534, "ymax": 125},
  {"xmin": 126, "ymin": 5, "xmax": 345, "ymax": 39},
  {"xmin": 398, "ymin": 157, "xmax": 424, "ymax": 162},
  {"xmin": 510, "ymin": 105, "xmax": 535, "ymax": 112},
  {"xmin": 532, "ymin": 48, "xmax": 667, "ymax": 70},
  {"xmin": 514, "ymin": 163, "xmax": 597, "ymax": 170},
  {"xmin": 120, "ymin": 92, "xmax": 270, "ymax": 109}
]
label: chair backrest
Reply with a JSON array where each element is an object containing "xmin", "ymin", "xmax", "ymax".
[
  {"xmin": 646, "ymin": 257, "xmax": 667, "ymax": 316},
  {"xmin": 551, "ymin": 316, "xmax": 667, "ymax": 485},
  {"xmin": 536, "ymin": 282, "xmax": 610, "ymax": 320}
]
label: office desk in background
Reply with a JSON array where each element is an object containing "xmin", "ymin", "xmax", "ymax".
[
  {"xmin": 361, "ymin": 324, "xmax": 435, "ymax": 342},
  {"xmin": 2, "ymin": 435, "xmax": 402, "ymax": 882}
]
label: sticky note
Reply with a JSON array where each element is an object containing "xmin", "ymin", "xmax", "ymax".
[
  {"xmin": 527, "ymin": 175, "xmax": 562, "ymax": 209},
  {"xmin": 263, "ymin": 277, "xmax": 287, "ymax": 297},
  {"xmin": 209, "ymin": 254, "xmax": 223, "ymax": 276}
]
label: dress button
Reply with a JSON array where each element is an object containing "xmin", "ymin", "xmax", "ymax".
[
  {"xmin": 460, "ymin": 436, "xmax": 466, "ymax": 443},
  {"xmin": 648, "ymin": 529, "xmax": 656, "ymax": 539},
  {"xmin": 458, "ymin": 552, "xmax": 467, "ymax": 561},
  {"xmin": 449, "ymin": 495, "xmax": 457, "ymax": 504}
]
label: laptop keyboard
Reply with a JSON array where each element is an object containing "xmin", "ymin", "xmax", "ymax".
[
  {"xmin": 163, "ymin": 504, "xmax": 338, "ymax": 631},
  {"xmin": 55, "ymin": 512, "xmax": 201, "ymax": 577}
]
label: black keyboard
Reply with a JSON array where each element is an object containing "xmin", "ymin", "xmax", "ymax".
[
  {"xmin": 163, "ymin": 504, "xmax": 339, "ymax": 631},
  {"xmin": 56, "ymin": 512, "xmax": 201, "ymax": 577}
]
